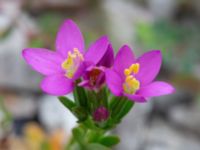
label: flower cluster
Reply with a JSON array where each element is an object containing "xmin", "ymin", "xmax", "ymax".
[
  {"xmin": 22, "ymin": 19, "xmax": 174, "ymax": 100},
  {"xmin": 22, "ymin": 19, "xmax": 175, "ymax": 148}
]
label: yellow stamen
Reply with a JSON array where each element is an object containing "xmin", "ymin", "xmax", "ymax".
[
  {"xmin": 124, "ymin": 63, "xmax": 140, "ymax": 76},
  {"xmin": 124, "ymin": 69, "xmax": 131, "ymax": 76},
  {"xmin": 126, "ymin": 75, "xmax": 133, "ymax": 82},
  {"xmin": 74, "ymin": 48, "xmax": 84, "ymax": 60},
  {"xmin": 130, "ymin": 63, "xmax": 140, "ymax": 74},
  {"xmin": 62, "ymin": 56, "xmax": 73, "ymax": 70},
  {"xmin": 123, "ymin": 76, "xmax": 140, "ymax": 94},
  {"xmin": 61, "ymin": 48, "xmax": 84, "ymax": 78},
  {"xmin": 123, "ymin": 63, "xmax": 140, "ymax": 94}
]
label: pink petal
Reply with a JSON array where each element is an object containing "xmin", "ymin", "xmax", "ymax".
[
  {"xmin": 84, "ymin": 35, "xmax": 110, "ymax": 65},
  {"xmin": 113, "ymin": 45, "xmax": 135, "ymax": 78},
  {"xmin": 78, "ymin": 80, "xmax": 90, "ymax": 87},
  {"xmin": 72, "ymin": 62, "xmax": 86, "ymax": 80},
  {"xmin": 135, "ymin": 50, "xmax": 162, "ymax": 85},
  {"xmin": 56, "ymin": 19, "xmax": 85, "ymax": 57},
  {"xmin": 105, "ymin": 69, "xmax": 123, "ymax": 96},
  {"xmin": 22, "ymin": 48, "xmax": 64, "ymax": 76},
  {"xmin": 41, "ymin": 74, "xmax": 74, "ymax": 96},
  {"xmin": 97, "ymin": 44, "xmax": 114, "ymax": 68},
  {"xmin": 137, "ymin": 81, "xmax": 175, "ymax": 98},
  {"xmin": 124, "ymin": 94, "xmax": 146, "ymax": 103}
]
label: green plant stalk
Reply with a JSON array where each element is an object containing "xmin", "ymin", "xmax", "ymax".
[
  {"xmin": 59, "ymin": 86, "xmax": 133, "ymax": 149},
  {"xmin": 65, "ymin": 121, "xmax": 117, "ymax": 150}
]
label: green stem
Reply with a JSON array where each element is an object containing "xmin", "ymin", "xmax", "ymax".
[{"xmin": 65, "ymin": 121, "xmax": 116, "ymax": 150}]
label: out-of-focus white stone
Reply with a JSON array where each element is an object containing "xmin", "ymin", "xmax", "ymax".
[
  {"xmin": 117, "ymin": 107, "xmax": 200, "ymax": 150},
  {"xmin": 141, "ymin": 120, "xmax": 200, "ymax": 150},
  {"xmin": 38, "ymin": 95, "xmax": 76, "ymax": 135},
  {"xmin": 116, "ymin": 102, "xmax": 152, "ymax": 150},
  {"xmin": 169, "ymin": 101, "xmax": 200, "ymax": 134},
  {"xmin": 4, "ymin": 94, "xmax": 37, "ymax": 118},
  {"xmin": 0, "ymin": 0, "xmax": 21, "ymax": 37},
  {"xmin": 116, "ymin": 92, "xmax": 200, "ymax": 150},
  {"xmin": 0, "ymin": 0, "xmax": 40, "ymax": 90}
]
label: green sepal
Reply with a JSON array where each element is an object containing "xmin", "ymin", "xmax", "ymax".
[
  {"xmin": 109, "ymin": 96, "xmax": 134, "ymax": 124},
  {"xmin": 73, "ymin": 85, "xmax": 88, "ymax": 109},
  {"xmin": 109, "ymin": 96, "xmax": 125, "ymax": 119},
  {"xmin": 114, "ymin": 98, "xmax": 134, "ymax": 121},
  {"xmin": 96, "ymin": 87, "xmax": 108, "ymax": 108},
  {"xmin": 72, "ymin": 106, "xmax": 88, "ymax": 122},
  {"xmin": 87, "ymin": 91, "xmax": 98, "ymax": 113},
  {"xmin": 99, "ymin": 135, "xmax": 120, "ymax": 147},
  {"xmin": 58, "ymin": 96, "xmax": 76, "ymax": 111}
]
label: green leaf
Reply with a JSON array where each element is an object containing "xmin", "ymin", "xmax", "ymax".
[
  {"xmin": 73, "ymin": 85, "xmax": 88, "ymax": 108},
  {"xmin": 99, "ymin": 135, "xmax": 120, "ymax": 147},
  {"xmin": 85, "ymin": 143, "xmax": 110, "ymax": 150},
  {"xmin": 72, "ymin": 127, "xmax": 85, "ymax": 145},
  {"xmin": 66, "ymin": 143, "xmax": 81, "ymax": 150},
  {"xmin": 86, "ymin": 129, "xmax": 105, "ymax": 143},
  {"xmin": 58, "ymin": 96, "xmax": 76, "ymax": 111},
  {"xmin": 82, "ymin": 118, "xmax": 99, "ymax": 130}
]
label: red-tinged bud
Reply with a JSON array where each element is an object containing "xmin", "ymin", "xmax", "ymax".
[{"xmin": 93, "ymin": 106, "xmax": 109, "ymax": 122}]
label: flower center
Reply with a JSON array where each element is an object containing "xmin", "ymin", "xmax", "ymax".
[
  {"xmin": 88, "ymin": 68, "xmax": 102, "ymax": 86},
  {"xmin": 123, "ymin": 63, "xmax": 140, "ymax": 94},
  {"xmin": 61, "ymin": 48, "xmax": 84, "ymax": 79}
]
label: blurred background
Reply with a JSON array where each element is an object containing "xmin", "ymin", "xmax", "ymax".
[{"xmin": 0, "ymin": 0, "xmax": 200, "ymax": 149}]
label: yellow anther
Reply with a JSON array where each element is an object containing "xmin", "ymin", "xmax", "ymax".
[
  {"xmin": 128, "ymin": 78, "xmax": 135, "ymax": 85},
  {"xmin": 124, "ymin": 69, "xmax": 131, "ymax": 76},
  {"xmin": 132, "ymin": 79, "xmax": 140, "ymax": 89},
  {"xmin": 61, "ymin": 57, "xmax": 73, "ymax": 70},
  {"xmin": 66, "ymin": 71, "xmax": 74, "ymax": 78},
  {"xmin": 73, "ymin": 48, "xmax": 84, "ymax": 60},
  {"xmin": 130, "ymin": 63, "xmax": 140, "ymax": 74},
  {"xmin": 68, "ymin": 51, "xmax": 76, "ymax": 58},
  {"xmin": 61, "ymin": 48, "xmax": 84, "ymax": 78},
  {"xmin": 123, "ymin": 63, "xmax": 140, "ymax": 94},
  {"xmin": 124, "ymin": 63, "xmax": 140, "ymax": 78},
  {"xmin": 126, "ymin": 75, "xmax": 134, "ymax": 82},
  {"xmin": 123, "ymin": 76, "xmax": 140, "ymax": 94}
]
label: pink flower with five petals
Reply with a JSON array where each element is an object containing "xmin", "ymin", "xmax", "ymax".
[
  {"xmin": 105, "ymin": 45, "xmax": 175, "ymax": 102},
  {"xmin": 22, "ymin": 19, "xmax": 110, "ymax": 95}
]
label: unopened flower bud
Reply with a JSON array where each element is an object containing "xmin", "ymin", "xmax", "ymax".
[{"xmin": 93, "ymin": 106, "xmax": 109, "ymax": 122}]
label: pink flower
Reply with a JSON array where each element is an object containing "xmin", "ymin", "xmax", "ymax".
[
  {"xmin": 105, "ymin": 45, "xmax": 175, "ymax": 102},
  {"xmin": 22, "ymin": 19, "xmax": 110, "ymax": 96},
  {"xmin": 79, "ymin": 45, "xmax": 114, "ymax": 90}
]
